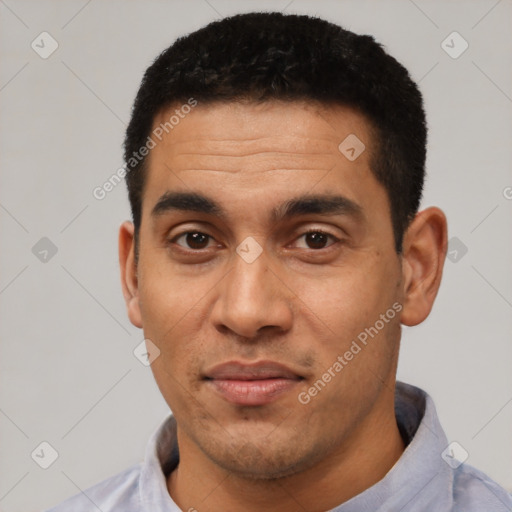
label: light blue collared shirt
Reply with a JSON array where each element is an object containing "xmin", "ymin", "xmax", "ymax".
[{"xmin": 45, "ymin": 382, "xmax": 512, "ymax": 511}]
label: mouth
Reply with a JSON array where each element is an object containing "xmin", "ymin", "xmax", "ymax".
[{"xmin": 203, "ymin": 360, "xmax": 304, "ymax": 406}]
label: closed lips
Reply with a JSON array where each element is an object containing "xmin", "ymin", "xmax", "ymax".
[
  {"xmin": 203, "ymin": 361, "xmax": 304, "ymax": 406},
  {"xmin": 203, "ymin": 361, "xmax": 303, "ymax": 381}
]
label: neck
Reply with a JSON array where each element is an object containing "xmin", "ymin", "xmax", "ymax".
[{"xmin": 167, "ymin": 388, "xmax": 405, "ymax": 512}]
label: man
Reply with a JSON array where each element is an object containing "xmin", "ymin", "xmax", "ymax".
[{"xmin": 47, "ymin": 11, "xmax": 512, "ymax": 512}]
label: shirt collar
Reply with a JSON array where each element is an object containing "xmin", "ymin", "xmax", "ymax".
[
  {"xmin": 139, "ymin": 381, "xmax": 453, "ymax": 511},
  {"xmin": 331, "ymin": 381, "xmax": 454, "ymax": 511},
  {"xmin": 138, "ymin": 412, "xmax": 179, "ymax": 508}
]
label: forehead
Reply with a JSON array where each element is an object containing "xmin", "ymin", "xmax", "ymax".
[
  {"xmin": 142, "ymin": 100, "xmax": 384, "ymax": 221},
  {"xmin": 150, "ymin": 100, "xmax": 372, "ymax": 157}
]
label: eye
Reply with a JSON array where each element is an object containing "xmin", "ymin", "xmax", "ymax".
[
  {"xmin": 293, "ymin": 230, "xmax": 340, "ymax": 250},
  {"xmin": 171, "ymin": 231, "xmax": 216, "ymax": 250},
  {"xmin": 169, "ymin": 229, "xmax": 340, "ymax": 253}
]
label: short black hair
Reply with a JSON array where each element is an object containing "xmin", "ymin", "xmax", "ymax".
[{"xmin": 124, "ymin": 11, "xmax": 426, "ymax": 253}]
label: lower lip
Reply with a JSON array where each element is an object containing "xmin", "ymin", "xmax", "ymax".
[{"xmin": 207, "ymin": 378, "xmax": 300, "ymax": 406}]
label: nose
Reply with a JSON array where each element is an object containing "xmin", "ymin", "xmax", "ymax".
[{"xmin": 210, "ymin": 246, "xmax": 294, "ymax": 340}]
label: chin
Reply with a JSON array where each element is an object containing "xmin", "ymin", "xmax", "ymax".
[
  {"xmin": 196, "ymin": 425, "xmax": 326, "ymax": 481},
  {"xmin": 212, "ymin": 445, "xmax": 308, "ymax": 480}
]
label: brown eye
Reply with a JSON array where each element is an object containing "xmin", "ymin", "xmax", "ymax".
[
  {"xmin": 295, "ymin": 230, "xmax": 338, "ymax": 250},
  {"xmin": 305, "ymin": 232, "xmax": 329, "ymax": 249},
  {"xmin": 174, "ymin": 232, "xmax": 213, "ymax": 250}
]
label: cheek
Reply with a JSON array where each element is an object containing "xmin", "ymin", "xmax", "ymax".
[
  {"xmin": 298, "ymin": 270, "xmax": 401, "ymax": 418},
  {"xmin": 136, "ymin": 258, "xmax": 213, "ymax": 380},
  {"xmin": 138, "ymin": 247, "xmax": 208, "ymax": 332},
  {"xmin": 304, "ymin": 261, "xmax": 396, "ymax": 336},
  {"xmin": 295, "ymin": 256, "xmax": 401, "ymax": 394},
  {"xmin": 149, "ymin": 344, "xmax": 205, "ymax": 416},
  {"xmin": 141, "ymin": 282, "xmax": 209, "ymax": 415}
]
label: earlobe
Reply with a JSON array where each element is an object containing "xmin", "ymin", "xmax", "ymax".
[
  {"xmin": 400, "ymin": 207, "xmax": 448, "ymax": 326},
  {"xmin": 119, "ymin": 221, "xmax": 143, "ymax": 329}
]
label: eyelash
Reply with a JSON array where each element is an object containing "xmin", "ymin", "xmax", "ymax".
[{"xmin": 168, "ymin": 229, "xmax": 341, "ymax": 253}]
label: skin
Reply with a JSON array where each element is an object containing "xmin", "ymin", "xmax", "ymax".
[{"xmin": 119, "ymin": 100, "xmax": 448, "ymax": 512}]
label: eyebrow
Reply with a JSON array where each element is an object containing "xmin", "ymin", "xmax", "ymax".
[{"xmin": 151, "ymin": 191, "xmax": 363, "ymax": 223}]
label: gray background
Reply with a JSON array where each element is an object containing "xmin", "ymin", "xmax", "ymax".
[{"xmin": 0, "ymin": 0, "xmax": 511, "ymax": 510}]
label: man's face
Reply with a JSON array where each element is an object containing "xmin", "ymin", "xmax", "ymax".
[{"xmin": 130, "ymin": 101, "xmax": 406, "ymax": 478}]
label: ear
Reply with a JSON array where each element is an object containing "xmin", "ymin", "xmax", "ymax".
[
  {"xmin": 119, "ymin": 221, "xmax": 143, "ymax": 328},
  {"xmin": 400, "ymin": 207, "xmax": 448, "ymax": 326}
]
